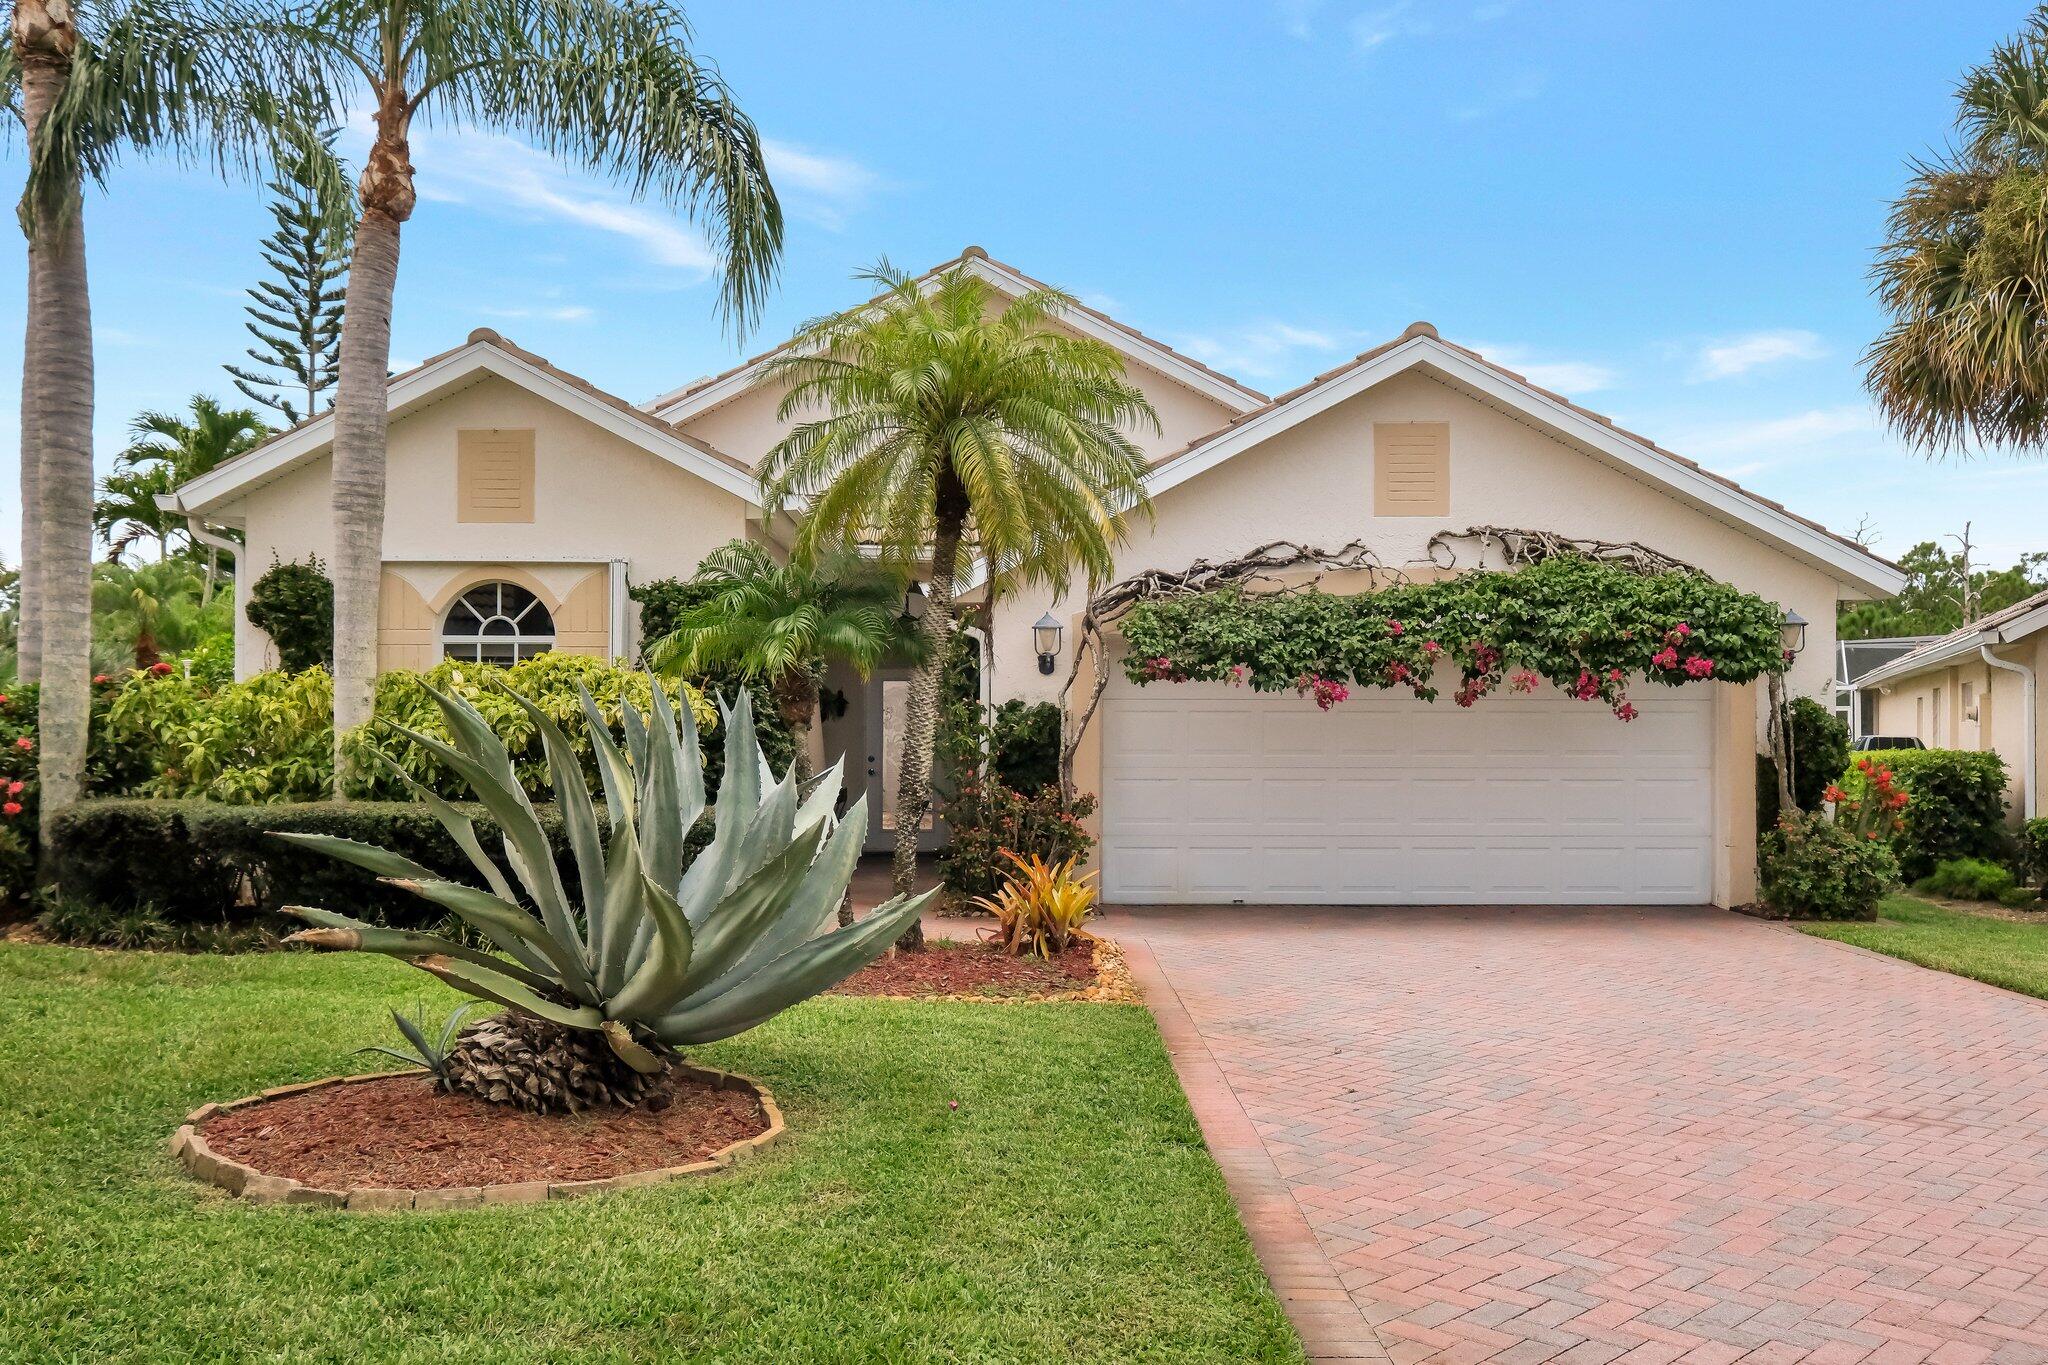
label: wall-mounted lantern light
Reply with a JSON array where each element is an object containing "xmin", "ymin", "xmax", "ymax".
[
  {"xmin": 1780, "ymin": 609, "xmax": 1807, "ymax": 660},
  {"xmin": 1033, "ymin": 612, "xmax": 1064, "ymax": 675}
]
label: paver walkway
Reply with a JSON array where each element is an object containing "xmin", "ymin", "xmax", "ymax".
[{"xmin": 1110, "ymin": 904, "xmax": 2048, "ymax": 1365}]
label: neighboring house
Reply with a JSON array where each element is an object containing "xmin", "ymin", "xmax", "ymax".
[
  {"xmin": 1849, "ymin": 590, "xmax": 2048, "ymax": 823},
  {"xmin": 1836, "ymin": 635, "xmax": 1941, "ymax": 739},
  {"xmin": 163, "ymin": 246, "xmax": 1904, "ymax": 908}
]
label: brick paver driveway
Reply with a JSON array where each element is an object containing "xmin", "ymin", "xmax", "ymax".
[{"xmin": 1113, "ymin": 904, "xmax": 2048, "ymax": 1365}]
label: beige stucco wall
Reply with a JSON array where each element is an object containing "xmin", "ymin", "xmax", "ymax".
[
  {"xmin": 994, "ymin": 369, "xmax": 1848, "ymax": 715},
  {"xmin": 226, "ymin": 375, "xmax": 752, "ymax": 675},
  {"xmin": 1870, "ymin": 636, "xmax": 2045, "ymax": 823}
]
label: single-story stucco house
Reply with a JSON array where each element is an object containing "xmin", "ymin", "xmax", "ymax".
[
  {"xmin": 1849, "ymin": 591, "xmax": 2048, "ymax": 824},
  {"xmin": 161, "ymin": 247, "xmax": 1904, "ymax": 910}
]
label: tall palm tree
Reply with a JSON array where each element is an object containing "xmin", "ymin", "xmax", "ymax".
[
  {"xmin": 8, "ymin": 1, "xmax": 338, "ymax": 843},
  {"xmin": 90, "ymin": 558, "xmax": 224, "ymax": 668},
  {"xmin": 645, "ymin": 539, "xmax": 906, "ymax": 785},
  {"xmin": 759, "ymin": 263, "xmax": 1158, "ymax": 947},
  {"xmin": 97, "ymin": 395, "xmax": 267, "ymax": 586},
  {"xmin": 1867, "ymin": 9, "xmax": 2048, "ymax": 453},
  {"xmin": 254, "ymin": 0, "xmax": 782, "ymax": 792}
]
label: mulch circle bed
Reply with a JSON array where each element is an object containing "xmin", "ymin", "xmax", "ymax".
[
  {"xmin": 174, "ymin": 1062, "xmax": 784, "ymax": 1210},
  {"xmin": 829, "ymin": 937, "xmax": 1120, "ymax": 1000}
]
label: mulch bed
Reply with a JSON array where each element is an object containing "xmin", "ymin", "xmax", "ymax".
[
  {"xmin": 829, "ymin": 938, "xmax": 1098, "ymax": 999},
  {"xmin": 201, "ymin": 1071, "xmax": 766, "ymax": 1190}
]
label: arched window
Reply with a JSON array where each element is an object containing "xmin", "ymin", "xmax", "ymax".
[{"xmin": 441, "ymin": 581, "xmax": 555, "ymax": 664}]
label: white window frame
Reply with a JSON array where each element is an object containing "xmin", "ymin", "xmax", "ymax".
[{"xmin": 441, "ymin": 580, "xmax": 557, "ymax": 664}]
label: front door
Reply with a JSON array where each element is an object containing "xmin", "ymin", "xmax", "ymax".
[{"xmin": 865, "ymin": 671, "xmax": 946, "ymax": 854}]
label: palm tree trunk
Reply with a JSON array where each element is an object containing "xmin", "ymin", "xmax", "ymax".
[
  {"xmin": 890, "ymin": 475, "xmax": 967, "ymax": 950},
  {"xmin": 17, "ymin": 236, "xmax": 42, "ymax": 684},
  {"xmin": 16, "ymin": 11, "xmax": 93, "ymax": 845},
  {"xmin": 328, "ymin": 104, "xmax": 413, "ymax": 793}
]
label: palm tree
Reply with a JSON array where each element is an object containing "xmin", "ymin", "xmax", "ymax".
[
  {"xmin": 90, "ymin": 558, "xmax": 225, "ymax": 668},
  {"xmin": 252, "ymin": 0, "xmax": 782, "ymax": 792},
  {"xmin": 646, "ymin": 539, "xmax": 906, "ymax": 784},
  {"xmin": 759, "ymin": 263, "xmax": 1158, "ymax": 947},
  {"xmin": 1867, "ymin": 9, "xmax": 2048, "ymax": 453},
  {"xmin": 8, "ymin": 1, "xmax": 340, "ymax": 842},
  {"xmin": 97, "ymin": 395, "xmax": 267, "ymax": 586}
]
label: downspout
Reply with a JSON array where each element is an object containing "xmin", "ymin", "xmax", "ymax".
[{"xmin": 1980, "ymin": 642, "xmax": 2037, "ymax": 820}]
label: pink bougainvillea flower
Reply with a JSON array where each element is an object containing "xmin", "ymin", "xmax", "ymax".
[
  {"xmin": 1614, "ymin": 702, "xmax": 1639, "ymax": 722},
  {"xmin": 1226, "ymin": 663, "xmax": 1249, "ymax": 687},
  {"xmin": 1650, "ymin": 647, "xmax": 1679, "ymax": 669},
  {"xmin": 1672, "ymin": 622, "xmax": 1691, "ymax": 637},
  {"xmin": 1422, "ymin": 640, "xmax": 1442, "ymax": 656},
  {"xmin": 1682, "ymin": 656, "xmax": 1715, "ymax": 678},
  {"xmin": 1607, "ymin": 668, "xmax": 1624, "ymax": 682},
  {"xmin": 1508, "ymin": 670, "xmax": 1540, "ymax": 694},
  {"xmin": 1386, "ymin": 619, "xmax": 1404, "ymax": 636}
]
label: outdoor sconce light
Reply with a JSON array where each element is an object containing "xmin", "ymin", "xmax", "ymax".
[
  {"xmin": 1033, "ymin": 612, "xmax": 1064, "ymax": 675},
  {"xmin": 900, "ymin": 581, "xmax": 927, "ymax": 624},
  {"xmin": 1780, "ymin": 609, "xmax": 1807, "ymax": 660}
]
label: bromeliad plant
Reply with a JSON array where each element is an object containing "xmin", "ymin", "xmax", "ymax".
[
  {"xmin": 280, "ymin": 679, "xmax": 935, "ymax": 1113},
  {"xmin": 973, "ymin": 851, "xmax": 1099, "ymax": 960}
]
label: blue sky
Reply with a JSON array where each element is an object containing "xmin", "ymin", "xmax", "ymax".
[{"xmin": 1, "ymin": 1, "xmax": 2041, "ymax": 572}]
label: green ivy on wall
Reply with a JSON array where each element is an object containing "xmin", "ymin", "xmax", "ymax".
[{"xmin": 1116, "ymin": 553, "xmax": 1787, "ymax": 721}]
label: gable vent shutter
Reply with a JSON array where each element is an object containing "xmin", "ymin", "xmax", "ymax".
[
  {"xmin": 1373, "ymin": 421, "xmax": 1450, "ymax": 517},
  {"xmin": 456, "ymin": 429, "xmax": 537, "ymax": 523}
]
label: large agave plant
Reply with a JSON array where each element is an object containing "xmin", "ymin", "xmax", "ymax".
[{"xmin": 279, "ymin": 680, "xmax": 933, "ymax": 1112}]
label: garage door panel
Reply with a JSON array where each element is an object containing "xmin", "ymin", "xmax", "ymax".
[{"xmin": 1101, "ymin": 682, "xmax": 1715, "ymax": 905}]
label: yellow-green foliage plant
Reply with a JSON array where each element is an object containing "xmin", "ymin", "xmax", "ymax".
[
  {"xmin": 973, "ymin": 850, "xmax": 1099, "ymax": 960},
  {"xmin": 283, "ymin": 681, "xmax": 936, "ymax": 1112}
]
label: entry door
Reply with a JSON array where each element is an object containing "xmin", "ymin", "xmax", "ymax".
[{"xmin": 865, "ymin": 671, "xmax": 944, "ymax": 853}]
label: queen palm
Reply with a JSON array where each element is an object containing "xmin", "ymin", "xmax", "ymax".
[
  {"xmin": 1867, "ymin": 10, "xmax": 2048, "ymax": 452},
  {"xmin": 759, "ymin": 263, "xmax": 1158, "ymax": 948},
  {"xmin": 253, "ymin": 0, "xmax": 782, "ymax": 792},
  {"xmin": 9, "ymin": 1, "xmax": 340, "ymax": 841}
]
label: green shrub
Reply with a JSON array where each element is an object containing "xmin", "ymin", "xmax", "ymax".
[
  {"xmin": 244, "ymin": 555, "xmax": 333, "ymax": 673},
  {"xmin": 987, "ymin": 700, "xmax": 1061, "ymax": 793},
  {"xmin": 1914, "ymin": 857, "xmax": 2020, "ymax": 901},
  {"xmin": 628, "ymin": 576, "xmax": 797, "ymax": 778},
  {"xmin": 32, "ymin": 892, "xmax": 283, "ymax": 952},
  {"xmin": 935, "ymin": 693, "xmax": 1094, "ymax": 907},
  {"xmin": 1842, "ymin": 748, "xmax": 2009, "ymax": 879},
  {"xmin": 1757, "ymin": 696, "xmax": 1851, "ymax": 832},
  {"xmin": 45, "ymin": 797, "xmax": 714, "ymax": 932},
  {"xmin": 2023, "ymin": 816, "xmax": 2048, "ymax": 900},
  {"xmin": 1758, "ymin": 811, "xmax": 1899, "ymax": 920},
  {"xmin": 100, "ymin": 666, "xmax": 333, "ymax": 802}
]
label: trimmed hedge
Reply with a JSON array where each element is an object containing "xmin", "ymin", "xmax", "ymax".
[
  {"xmin": 46, "ymin": 798, "xmax": 711, "ymax": 929},
  {"xmin": 1842, "ymin": 748, "xmax": 2010, "ymax": 881}
]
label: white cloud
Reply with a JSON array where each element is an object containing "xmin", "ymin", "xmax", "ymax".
[
  {"xmin": 761, "ymin": 140, "xmax": 882, "ymax": 230},
  {"xmin": 1170, "ymin": 320, "xmax": 1350, "ymax": 382},
  {"xmin": 1676, "ymin": 405, "xmax": 1876, "ymax": 458},
  {"xmin": 1691, "ymin": 329, "xmax": 1826, "ymax": 381},
  {"xmin": 1274, "ymin": 0, "xmax": 1320, "ymax": 39},
  {"xmin": 1469, "ymin": 341, "xmax": 1618, "ymax": 395},
  {"xmin": 1349, "ymin": 3, "xmax": 1418, "ymax": 53},
  {"xmin": 476, "ymin": 304, "xmax": 595, "ymax": 323}
]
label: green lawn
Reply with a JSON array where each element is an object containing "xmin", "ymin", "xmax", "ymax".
[
  {"xmin": 1799, "ymin": 893, "xmax": 2048, "ymax": 1001},
  {"xmin": 0, "ymin": 944, "xmax": 1301, "ymax": 1364}
]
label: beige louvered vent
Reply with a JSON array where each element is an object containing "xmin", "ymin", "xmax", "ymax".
[
  {"xmin": 456, "ymin": 429, "xmax": 536, "ymax": 523},
  {"xmin": 1372, "ymin": 421, "xmax": 1450, "ymax": 517}
]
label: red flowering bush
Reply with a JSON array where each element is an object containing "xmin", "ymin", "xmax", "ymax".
[
  {"xmin": 0, "ymin": 684, "xmax": 38, "ymax": 904},
  {"xmin": 1759, "ymin": 810, "xmax": 1898, "ymax": 920}
]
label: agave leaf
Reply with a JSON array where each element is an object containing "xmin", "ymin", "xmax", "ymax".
[
  {"xmin": 279, "ymin": 905, "xmax": 555, "ymax": 992},
  {"xmin": 411, "ymin": 954, "xmax": 604, "ymax": 1030},
  {"xmin": 793, "ymin": 757, "xmax": 844, "ymax": 839},
  {"xmin": 391, "ymin": 1007, "xmax": 433, "ymax": 1059},
  {"xmin": 731, "ymin": 767, "xmax": 799, "ymax": 888},
  {"xmin": 619, "ymin": 699, "xmax": 649, "ymax": 775},
  {"xmin": 352, "ymin": 1044, "xmax": 433, "ymax": 1070},
  {"xmin": 436, "ymin": 1001, "xmax": 482, "ymax": 1055},
  {"xmin": 387, "ymin": 879, "xmax": 593, "ymax": 1001},
  {"xmin": 673, "ymin": 815, "xmax": 828, "ymax": 1002},
  {"xmin": 673, "ymin": 796, "xmax": 865, "ymax": 1011},
  {"xmin": 637, "ymin": 688, "xmax": 684, "ymax": 897},
  {"xmin": 384, "ymin": 716, "xmax": 584, "ymax": 967},
  {"xmin": 594, "ymin": 812, "xmax": 647, "ymax": 998},
  {"xmin": 655, "ymin": 889, "xmax": 937, "ymax": 1044},
  {"xmin": 660, "ymin": 678, "xmax": 708, "ymax": 819},
  {"xmin": 269, "ymin": 832, "xmax": 440, "ymax": 883},
  {"xmin": 575, "ymin": 683, "xmax": 637, "ymax": 829},
  {"xmin": 717, "ymin": 690, "xmax": 761, "ymax": 836},
  {"xmin": 368, "ymin": 750, "xmax": 522, "ymax": 906},
  {"xmin": 602, "ymin": 1020, "xmax": 664, "ymax": 1074},
  {"xmin": 607, "ymin": 866, "xmax": 696, "ymax": 1021},
  {"xmin": 495, "ymin": 684, "xmax": 608, "ymax": 947}
]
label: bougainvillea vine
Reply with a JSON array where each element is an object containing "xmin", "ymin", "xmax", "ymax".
[{"xmin": 1114, "ymin": 553, "xmax": 1785, "ymax": 722}]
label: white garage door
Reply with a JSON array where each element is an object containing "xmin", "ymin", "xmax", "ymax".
[{"xmin": 1100, "ymin": 679, "xmax": 1715, "ymax": 905}]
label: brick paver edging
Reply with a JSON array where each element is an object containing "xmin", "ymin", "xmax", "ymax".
[
  {"xmin": 171, "ymin": 1062, "xmax": 784, "ymax": 1211},
  {"xmin": 1119, "ymin": 933, "xmax": 1392, "ymax": 1363}
]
